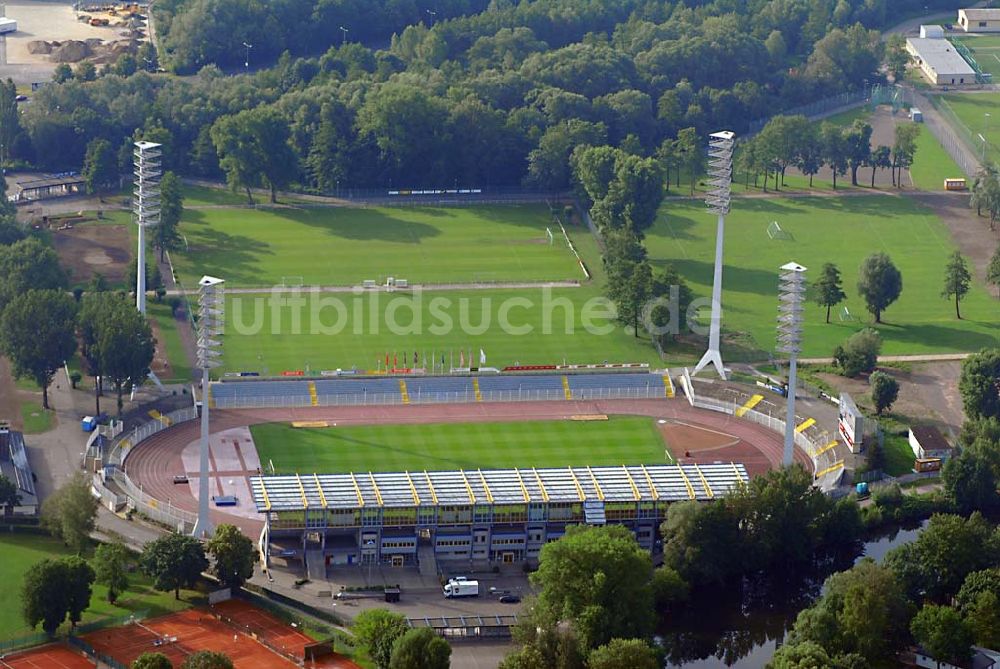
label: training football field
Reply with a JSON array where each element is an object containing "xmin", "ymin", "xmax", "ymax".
[
  {"xmin": 646, "ymin": 195, "xmax": 998, "ymax": 357},
  {"xmin": 250, "ymin": 417, "xmax": 671, "ymax": 474},
  {"xmin": 172, "ymin": 204, "xmax": 581, "ymax": 287}
]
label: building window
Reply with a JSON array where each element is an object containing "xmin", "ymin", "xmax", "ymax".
[{"xmin": 980, "ymin": 21, "xmax": 988, "ymax": 27}]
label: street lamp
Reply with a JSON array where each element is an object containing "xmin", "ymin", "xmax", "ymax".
[
  {"xmin": 242, "ymin": 41, "xmax": 252, "ymax": 70},
  {"xmin": 339, "ymin": 26, "xmax": 348, "ymax": 45},
  {"xmin": 192, "ymin": 275, "xmax": 225, "ymax": 539}
]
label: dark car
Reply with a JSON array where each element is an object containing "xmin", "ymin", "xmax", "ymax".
[
  {"xmin": 14, "ymin": 95, "xmax": 26, "ymax": 102},
  {"xmin": 499, "ymin": 594, "xmax": 521, "ymax": 604}
]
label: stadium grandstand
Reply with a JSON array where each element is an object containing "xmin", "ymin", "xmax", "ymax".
[
  {"xmin": 251, "ymin": 463, "xmax": 747, "ymax": 571},
  {"xmin": 209, "ymin": 372, "xmax": 672, "ymax": 409},
  {"xmin": 0, "ymin": 421, "xmax": 37, "ymax": 515}
]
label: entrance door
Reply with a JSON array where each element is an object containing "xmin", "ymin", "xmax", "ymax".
[
  {"xmin": 392, "ymin": 555, "xmax": 404, "ymax": 567},
  {"xmin": 502, "ymin": 552, "xmax": 514, "ymax": 564}
]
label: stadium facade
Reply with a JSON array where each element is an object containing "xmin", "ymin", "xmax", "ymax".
[{"xmin": 250, "ymin": 463, "xmax": 748, "ymax": 568}]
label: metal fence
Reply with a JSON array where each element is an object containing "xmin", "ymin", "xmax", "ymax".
[
  {"xmin": 746, "ymin": 90, "xmax": 870, "ymax": 134},
  {"xmin": 68, "ymin": 634, "xmax": 128, "ymax": 669},
  {"xmin": 112, "ymin": 470, "xmax": 198, "ymax": 533},
  {"xmin": 109, "ymin": 406, "xmax": 198, "ymax": 466},
  {"xmin": 212, "ymin": 385, "xmax": 667, "ymax": 409}
]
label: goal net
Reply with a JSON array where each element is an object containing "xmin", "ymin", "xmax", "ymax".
[
  {"xmin": 767, "ymin": 221, "xmax": 792, "ymax": 240},
  {"xmin": 839, "ymin": 306, "xmax": 856, "ymax": 322}
]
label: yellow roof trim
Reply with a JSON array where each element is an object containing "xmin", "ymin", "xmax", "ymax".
[
  {"xmin": 295, "ymin": 473, "xmax": 308, "ymax": 509},
  {"xmin": 368, "ymin": 472, "xmax": 384, "ymax": 506},
  {"xmin": 692, "ymin": 463, "xmax": 714, "ymax": 498},
  {"xmin": 404, "ymin": 471, "xmax": 421, "ymax": 506},
  {"xmin": 586, "ymin": 466, "xmax": 605, "ymax": 501},
  {"xmin": 349, "ymin": 472, "xmax": 364, "ymax": 507},
  {"xmin": 313, "ymin": 473, "xmax": 327, "ymax": 509},
  {"xmin": 423, "ymin": 471, "xmax": 439, "ymax": 505},
  {"xmin": 621, "ymin": 466, "xmax": 641, "ymax": 501},
  {"xmin": 459, "ymin": 469, "xmax": 477, "ymax": 504},
  {"xmin": 513, "ymin": 469, "xmax": 531, "ymax": 503},
  {"xmin": 639, "ymin": 464, "xmax": 659, "ymax": 501},
  {"xmin": 478, "ymin": 469, "xmax": 494, "ymax": 504},
  {"xmin": 532, "ymin": 468, "xmax": 550, "ymax": 502},
  {"xmin": 567, "ymin": 467, "xmax": 586, "ymax": 501},
  {"xmin": 676, "ymin": 465, "xmax": 696, "ymax": 500}
]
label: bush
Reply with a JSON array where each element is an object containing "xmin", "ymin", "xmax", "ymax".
[
  {"xmin": 69, "ymin": 371, "xmax": 82, "ymax": 389},
  {"xmin": 833, "ymin": 328, "xmax": 882, "ymax": 377}
]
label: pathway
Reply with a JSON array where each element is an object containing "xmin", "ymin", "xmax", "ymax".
[{"xmin": 799, "ymin": 352, "xmax": 973, "ymax": 364}]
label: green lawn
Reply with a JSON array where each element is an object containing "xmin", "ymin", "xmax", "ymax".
[
  {"xmin": 0, "ymin": 534, "xmax": 197, "ymax": 641},
  {"xmin": 952, "ymin": 35, "xmax": 1000, "ymax": 79},
  {"xmin": 172, "ymin": 204, "xmax": 583, "ymax": 287},
  {"xmin": 251, "ymin": 416, "xmax": 671, "ymax": 474},
  {"xmin": 220, "ymin": 283, "xmax": 660, "ymax": 373},
  {"xmin": 20, "ymin": 402, "xmax": 54, "ymax": 434},
  {"xmin": 645, "ymin": 195, "xmax": 999, "ymax": 359},
  {"xmin": 908, "ymin": 124, "xmax": 966, "ymax": 190},
  {"xmin": 147, "ymin": 301, "xmax": 193, "ymax": 382},
  {"xmin": 882, "ymin": 434, "xmax": 917, "ymax": 477}
]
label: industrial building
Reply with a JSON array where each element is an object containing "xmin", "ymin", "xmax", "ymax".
[
  {"xmin": 0, "ymin": 423, "xmax": 37, "ymax": 515},
  {"xmin": 251, "ymin": 463, "xmax": 748, "ymax": 570},
  {"xmin": 958, "ymin": 8, "xmax": 1000, "ymax": 32},
  {"xmin": 906, "ymin": 36, "xmax": 976, "ymax": 85}
]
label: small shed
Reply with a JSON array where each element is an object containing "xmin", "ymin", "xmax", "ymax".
[
  {"xmin": 911, "ymin": 108, "xmax": 924, "ymax": 122},
  {"xmin": 920, "ymin": 24, "xmax": 945, "ymax": 39},
  {"xmin": 909, "ymin": 425, "xmax": 953, "ymax": 461}
]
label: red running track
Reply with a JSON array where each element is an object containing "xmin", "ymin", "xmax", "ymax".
[{"xmin": 123, "ymin": 399, "xmax": 812, "ymax": 533}]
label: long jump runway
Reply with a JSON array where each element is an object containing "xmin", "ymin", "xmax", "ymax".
[{"xmin": 124, "ymin": 399, "xmax": 808, "ymax": 531}]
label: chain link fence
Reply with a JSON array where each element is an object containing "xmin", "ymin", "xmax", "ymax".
[
  {"xmin": 746, "ymin": 90, "xmax": 870, "ymax": 135},
  {"xmin": 922, "ymin": 93, "xmax": 984, "ymax": 176}
]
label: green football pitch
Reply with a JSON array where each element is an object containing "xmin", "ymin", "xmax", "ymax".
[
  {"xmin": 645, "ymin": 195, "xmax": 999, "ymax": 358},
  {"xmin": 938, "ymin": 92, "xmax": 1000, "ymax": 165},
  {"xmin": 250, "ymin": 416, "xmax": 672, "ymax": 474},
  {"xmin": 172, "ymin": 204, "xmax": 582, "ymax": 287},
  {"xmin": 951, "ymin": 35, "xmax": 1000, "ymax": 79}
]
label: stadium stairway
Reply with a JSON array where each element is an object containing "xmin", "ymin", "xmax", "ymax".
[
  {"xmin": 418, "ymin": 544, "xmax": 437, "ymax": 578},
  {"xmin": 305, "ymin": 548, "xmax": 326, "ymax": 582}
]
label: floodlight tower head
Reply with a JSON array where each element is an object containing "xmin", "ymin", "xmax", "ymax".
[
  {"xmin": 196, "ymin": 276, "xmax": 225, "ymax": 370},
  {"xmin": 706, "ymin": 131, "xmax": 735, "ymax": 216}
]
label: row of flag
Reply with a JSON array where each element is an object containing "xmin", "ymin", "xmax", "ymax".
[{"xmin": 381, "ymin": 349, "xmax": 486, "ymax": 369}]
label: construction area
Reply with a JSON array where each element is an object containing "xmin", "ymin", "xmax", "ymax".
[{"xmin": 1, "ymin": 1, "xmax": 149, "ymax": 77}]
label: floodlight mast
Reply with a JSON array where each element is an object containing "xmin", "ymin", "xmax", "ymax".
[
  {"xmin": 693, "ymin": 130, "xmax": 735, "ymax": 380},
  {"xmin": 777, "ymin": 262, "xmax": 807, "ymax": 466},
  {"xmin": 133, "ymin": 141, "xmax": 162, "ymax": 315},
  {"xmin": 192, "ymin": 276, "xmax": 225, "ymax": 539}
]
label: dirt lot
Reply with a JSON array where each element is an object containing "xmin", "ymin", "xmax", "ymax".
[
  {"xmin": 4, "ymin": 0, "xmax": 119, "ymax": 63},
  {"xmin": 51, "ymin": 221, "xmax": 132, "ymax": 284},
  {"xmin": 909, "ymin": 190, "xmax": 1000, "ymax": 282},
  {"xmin": 815, "ymin": 361, "xmax": 966, "ymax": 437}
]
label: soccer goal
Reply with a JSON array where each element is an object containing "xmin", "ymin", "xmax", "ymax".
[
  {"xmin": 839, "ymin": 306, "xmax": 857, "ymax": 322},
  {"xmin": 767, "ymin": 220, "xmax": 793, "ymax": 241},
  {"xmin": 546, "ymin": 227, "xmax": 554, "ymax": 245},
  {"xmin": 280, "ymin": 275, "xmax": 304, "ymax": 288}
]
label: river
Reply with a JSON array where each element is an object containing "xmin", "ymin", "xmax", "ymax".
[{"xmin": 661, "ymin": 521, "xmax": 928, "ymax": 669}]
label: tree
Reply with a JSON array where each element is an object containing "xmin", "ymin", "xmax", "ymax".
[
  {"xmin": 52, "ymin": 63, "xmax": 72, "ymax": 83},
  {"xmin": 21, "ymin": 557, "xmax": 95, "ymax": 636},
  {"xmin": 206, "ymin": 524, "xmax": 255, "ymax": 591},
  {"xmin": 911, "ymin": 605, "xmax": 973, "ymax": 669},
  {"xmin": 870, "ymin": 145, "xmax": 891, "ymax": 188},
  {"xmin": 114, "ymin": 53, "xmax": 138, "ymax": 77},
  {"xmin": 956, "ymin": 568, "xmax": 1000, "ymax": 613},
  {"xmin": 587, "ymin": 639, "xmax": 658, "ymax": 669},
  {"xmin": 813, "ymin": 263, "xmax": 846, "ymax": 323},
  {"xmin": 354, "ymin": 609, "xmax": 409, "ymax": 669},
  {"xmin": 607, "ymin": 260, "xmax": 653, "ymax": 337},
  {"xmin": 965, "ymin": 590, "xmax": 1000, "ymax": 649},
  {"xmin": 987, "ymin": 244, "xmax": 1000, "ymax": 293},
  {"xmin": 833, "ymin": 328, "xmax": 881, "ymax": 377},
  {"xmin": 0, "ymin": 473, "xmax": 20, "ymax": 514},
  {"xmin": 82, "ymin": 138, "xmax": 118, "ymax": 194},
  {"xmin": 661, "ymin": 500, "xmax": 742, "ymax": 586},
  {"xmin": 75, "ymin": 61, "xmax": 97, "ymax": 82},
  {"xmin": 180, "ymin": 651, "xmax": 233, "ymax": 669},
  {"xmin": 870, "ymin": 371, "xmax": 899, "ymax": 416},
  {"xmin": 892, "ymin": 124, "xmax": 919, "ymax": 188},
  {"xmin": 388, "ymin": 627, "xmax": 451, "ymax": 669},
  {"xmin": 0, "ymin": 78, "xmax": 20, "ymax": 166},
  {"xmin": 140, "ymin": 533, "xmax": 208, "ymax": 600},
  {"xmin": 958, "ymin": 349, "xmax": 1000, "ymax": 420},
  {"xmin": 531, "ymin": 525, "xmax": 654, "ymax": 651},
  {"xmin": 133, "ymin": 653, "xmax": 173, "ymax": 669},
  {"xmin": 786, "ymin": 559, "xmax": 908, "ymax": 663},
  {"xmin": 857, "ymin": 252, "xmax": 902, "ymax": 323},
  {"xmin": 0, "ymin": 238, "xmax": 67, "ymax": 311},
  {"xmin": 821, "ymin": 122, "xmax": 848, "ymax": 190},
  {"xmin": 844, "ymin": 120, "xmax": 872, "ymax": 187},
  {"xmin": 157, "ymin": 171, "xmax": 183, "ymax": 262},
  {"xmin": 885, "ymin": 34, "xmax": 912, "ymax": 82},
  {"xmin": 0, "ymin": 289, "xmax": 77, "ymax": 408},
  {"xmin": 97, "ymin": 304, "xmax": 155, "ymax": 416},
  {"xmin": 941, "ymin": 251, "xmax": 972, "ymax": 319},
  {"xmin": 94, "ymin": 541, "xmax": 131, "ymax": 604},
  {"xmin": 675, "ymin": 127, "xmax": 703, "ymax": 195},
  {"xmin": 212, "ymin": 107, "xmax": 298, "ymax": 203},
  {"xmin": 942, "ymin": 450, "xmax": 999, "ymax": 514},
  {"xmin": 40, "ymin": 472, "xmax": 98, "ymax": 554}
]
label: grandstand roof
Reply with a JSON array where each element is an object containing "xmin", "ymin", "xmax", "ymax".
[{"xmin": 249, "ymin": 463, "xmax": 749, "ymax": 512}]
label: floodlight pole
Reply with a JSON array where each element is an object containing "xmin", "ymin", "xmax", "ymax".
[
  {"xmin": 777, "ymin": 262, "xmax": 807, "ymax": 467},
  {"xmin": 133, "ymin": 141, "xmax": 161, "ymax": 315},
  {"xmin": 193, "ymin": 276, "xmax": 225, "ymax": 539},
  {"xmin": 693, "ymin": 130, "xmax": 735, "ymax": 380}
]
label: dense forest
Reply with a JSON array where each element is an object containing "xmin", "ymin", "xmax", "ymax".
[{"xmin": 10, "ymin": 0, "xmax": 968, "ymax": 192}]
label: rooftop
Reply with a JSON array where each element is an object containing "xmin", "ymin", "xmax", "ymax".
[
  {"xmin": 249, "ymin": 463, "xmax": 749, "ymax": 512},
  {"xmin": 910, "ymin": 425, "xmax": 952, "ymax": 453},
  {"xmin": 907, "ymin": 37, "xmax": 976, "ymax": 75},
  {"xmin": 961, "ymin": 8, "xmax": 1000, "ymax": 20}
]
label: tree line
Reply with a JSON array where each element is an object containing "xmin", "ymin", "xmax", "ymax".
[{"xmin": 4, "ymin": 0, "xmax": 926, "ymax": 195}]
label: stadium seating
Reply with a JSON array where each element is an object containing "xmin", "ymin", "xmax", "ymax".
[
  {"xmin": 314, "ymin": 377, "xmax": 403, "ymax": 405},
  {"xmin": 478, "ymin": 374, "xmax": 565, "ymax": 401},
  {"xmin": 405, "ymin": 376, "xmax": 475, "ymax": 403},
  {"xmin": 567, "ymin": 373, "xmax": 665, "ymax": 399},
  {"xmin": 211, "ymin": 381, "xmax": 312, "ymax": 408}
]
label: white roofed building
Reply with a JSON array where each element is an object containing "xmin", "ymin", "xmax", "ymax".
[{"xmin": 906, "ymin": 37, "xmax": 976, "ymax": 85}]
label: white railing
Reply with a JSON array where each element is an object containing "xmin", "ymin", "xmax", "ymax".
[{"xmin": 109, "ymin": 406, "xmax": 198, "ymax": 466}]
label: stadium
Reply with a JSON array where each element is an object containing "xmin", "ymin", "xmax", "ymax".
[{"xmin": 110, "ymin": 369, "xmax": 832, "ymax": 578}]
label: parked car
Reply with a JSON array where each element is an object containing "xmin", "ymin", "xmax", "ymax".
[{"xmin": 499, "ymin": 594, "xmax": 521, "ymax": 604}]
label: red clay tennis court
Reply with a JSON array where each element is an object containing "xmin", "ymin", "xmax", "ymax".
[
  {"xmin": 81, "ymin": 601, "xmax": 359, "ymax": 669},
  {"xmin": 2, "ymin": 643, "xmax": 94, "ymax": 669}
]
